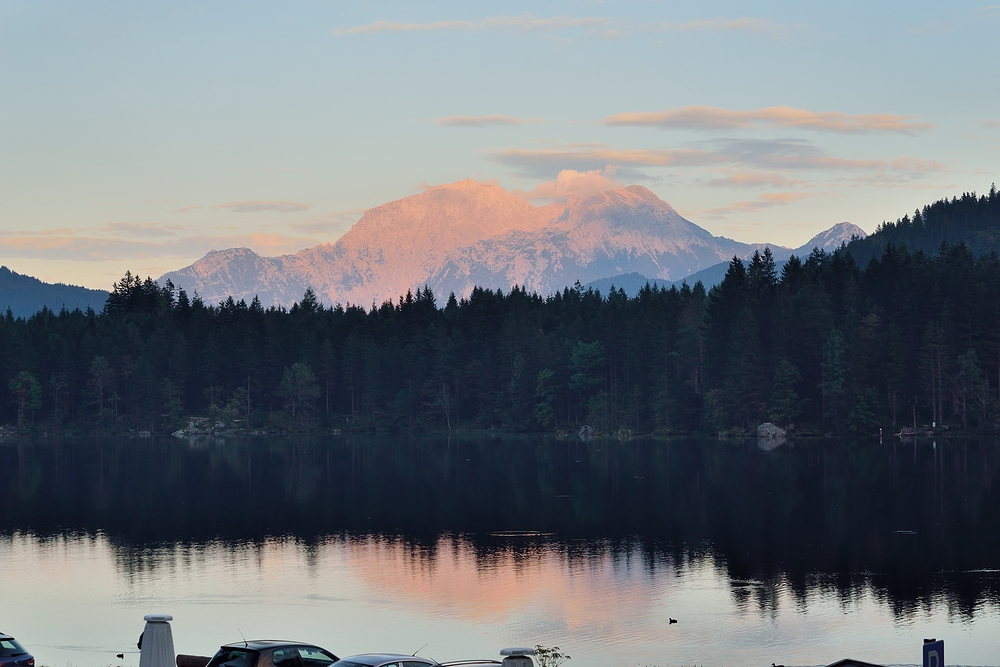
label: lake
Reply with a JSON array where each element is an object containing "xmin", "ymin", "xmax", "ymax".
[{"xmin": 2, "ymin": 435, "xmax": 1000, "ymax": 667}]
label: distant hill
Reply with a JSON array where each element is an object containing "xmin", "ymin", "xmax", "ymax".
[
  {"xmin": 0, "ymin": 266, "xmax": 108, "ymax": 318},
  {"xmin": 586, "ymin": 222, "xmax": 866, "ymax": 294},
  {"xmin": 846, "ymin": 186, "xmax": 1000, "ymax": 266},
  {"xmin": 584, "ymin": 272, "xmax": 670, "ymax": 295}
]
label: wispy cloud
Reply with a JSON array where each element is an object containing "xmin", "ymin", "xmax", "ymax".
[
  {"xmin": 492, "ymin": 144, "xmax": 722, "ymax": 176},
  {"xmin": 702, "ymin": 192, "xmax": 817, "ymax": 217},
  {"xmin": 212, "ymin": 200, "xmax": 311, "ymax": 214},
  {"xmin": 980, "ymin": 119, "xmax": 1000, "ymax": 128},
  {"xmin": 289, "ymin": 209, "xmax": 365, "ymax": 235},
  {"xmin": 513, "ymin": 167, "xmax": 624, "ymax": 202},
  {"xmin": 334, "ymin": 15, "xmax": 611, "ymax": 36},
  {"xmin": 169, "ymin": 205, "xmax": 203, "ymax": 214},
  {"xmin": 641, "ymin": 17, "xmax": 798, "ymax": 38},
  {"xmin": 705, "ymin": 172, "xmax": 803, "ymax": 188},
  {"xmin": 99, "ymin": 222, "xmax": 186, "ymax": 238},
  {"xmin": 492, "ymin": 139, "xmax": 944, "ymax": 177},
  {"xmin": 606, "ymin": 105, "xmax": 932, "ymax": 134},
  {"xmin": 0, "ymin": 228, "xmax": 320, "ymax": 262},
  {"xmin": 911, "ymin": 5, "xmax": 1000, "ymax": 32},
  {"xmin": 437, "ymin": 115, "xmax": 541, "ymax": 127}
]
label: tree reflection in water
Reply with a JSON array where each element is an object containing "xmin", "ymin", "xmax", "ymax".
[{"xmin": 4, "ymin": 435, "xmax": 1000, "ymax": 621}]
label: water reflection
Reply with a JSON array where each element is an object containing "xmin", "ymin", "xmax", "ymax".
[{"xmin": 3, "ymin": 436, "xmax": 1000, "ymax": 665}]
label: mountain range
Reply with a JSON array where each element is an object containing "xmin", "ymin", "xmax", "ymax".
[{"xmin": 161, "ymin": 181, "xmax": 865, "ymax": 307}]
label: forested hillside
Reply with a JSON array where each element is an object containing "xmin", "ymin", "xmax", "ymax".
[
  {"xmin": 1, "ymin": 266, "xmax": 108, "ymax": 318},
  {"xmin": 847, "ymin": 185, "xmax": 1000, "ymax": 266},
  {"xmin": 1, "ymin": 244, "xmax": 999, "ymax": 435},
  {"xmin": 3, "ymin": 188, "xmax": 1000, "ymax": 436}
]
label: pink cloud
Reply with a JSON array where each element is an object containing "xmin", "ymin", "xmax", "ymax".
[
  {"xmin": 514, "ymin": 167, "xmax": 624, "ymax": 202},
  {"xmin": 606, "ymin": 105, "xmax": 932, "ymax": 134},
  {"xmin": 702, "ymin": 191, "xmax": 818, "ymax": 217}
]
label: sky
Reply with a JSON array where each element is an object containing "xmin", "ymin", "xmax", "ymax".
[{"xmin": 1, "ymin": 1, "xmax": 998, "ymax": 290}]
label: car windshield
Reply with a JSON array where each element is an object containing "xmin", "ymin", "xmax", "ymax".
[
  {"xmin": 0, "ymin": 639, "xmax": 27, "ymax": 657},
  {"xmin": 207, "ymin": 649, "xmax": 259, "ymax": 667},
  {"xmin": 297, "ymin": 647, "xmax": 337, "ymax": 667}
]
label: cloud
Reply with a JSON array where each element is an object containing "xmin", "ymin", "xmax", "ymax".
[
  {"xmin": 437, "ymin": 115, "xmax": 541, "ymax": 127},
  {"xmin": 0, "ymin": 228, "xmax": 320, "ymax": 262},
  {"xmin": 705, "ymin": 172, "xmax": 803, "ymax": 188},
  {"xmin": 334, "ymin": 15, "xmax": 610, "ymax": 36},
  {"xmin": 641, "ymin": 17, "xmax": 798, "ymax": 38},
  {"xmin": 586, "ymin": 28, "xmax": 625, "ymax": 39},
  {"xmin": 911, "ymin": 6, "xmax": 1000, "ymax": 33},
  {"xmin": 492, "ymin": 139, "xmax": 944, "ymax": 178},
  {"xmin": 99, "ymin": 222, "xmax": 185, "ymax": 238},
  {"xmin": 513, "ymin": 167, "xmax": 624, "ymax": 202},
  {"xmin": 492, "ymin": 144, "xmax": 722, "ymax": 176},
  {"xmin": 289, "ymin": 209, "xmax": 365, "ymax": 235},
  {"xmin": 980, "ymin": 119, "xmax": 1000, "ymax": 128},
  {"xmin": 702, "ymin": 192, "xmax": 817, "ymax": 217},
  {"xmin": 606, "ymin": 105, "xmax": 932, "ymax": 134},
  {"xmin": 169, "ymin": 205, "xmax": 203, "ymax": 213},
  {"xmin": 212, "ymin": 201, "xmax": 311, "ymax": 214}
]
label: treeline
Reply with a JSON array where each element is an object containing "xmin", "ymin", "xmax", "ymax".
[
  {"xmin": 847, "ymin": 184, "xmax": 1000, "ymax": 266},
  {"xmin": 3, "ymin": 189, "xmax": 1000, "ymax": 435}
]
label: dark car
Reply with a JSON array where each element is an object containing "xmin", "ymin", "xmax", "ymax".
[
  {"xmin": 0, "ymin": 633, "xmax": 34, "ymax": 667},
  {"xmin": 204, "ymin": 641, "xmax": 338, "ymax": 667},
  {"xmin": 330, "ymin": 655, "xmax": 441, "ymax": 667}
]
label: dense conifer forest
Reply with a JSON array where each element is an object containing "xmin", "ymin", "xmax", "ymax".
[{"xmin": 3, "ymin": 186, "xmax": 1000, "ymax": 435}]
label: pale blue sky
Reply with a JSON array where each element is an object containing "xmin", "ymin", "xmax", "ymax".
[{"xmin": 1, "ymin": 1, "xmax": 998, "ymax": 288}]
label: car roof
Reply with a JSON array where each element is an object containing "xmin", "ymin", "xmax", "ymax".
[
  {"xmin": 337, "ymin": 655, "xmax": 435, "ymax": 666},
  {"xmin": 0, "ymin": 634, "xmax": 13, "ymax": 642},
  {"xmin": 221, "ymin": 641, "xmax": 323, "ymax": 651}
]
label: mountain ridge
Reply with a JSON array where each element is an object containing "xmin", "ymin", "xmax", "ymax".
[
  {"xmin": 1, "ymin": 266, "xmax": 109, "ymax": 318},
  {"xmin": 160, "ymin": 181, "xmax": 864, "ymax": 306},
  {"xmin": 583, "ymin": 222, "xmax": 867, "ymax": 295}
]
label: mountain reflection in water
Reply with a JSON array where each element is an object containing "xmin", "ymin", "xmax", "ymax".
[{"xmin": 2, "ymin": 436, "xmax": 1000, "ymax": 666}]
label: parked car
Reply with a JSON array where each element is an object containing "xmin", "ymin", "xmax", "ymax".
[
  {"xmin": 0, "ymin": 633, "xmax": 34, "ymax": 667},
  {"xmin": 330, "ymin": 655, "xmax": 440, "ymax": 667},
  {"xmin": 202, "ymin": 641, "xmax": 339, "ymax": 667}
]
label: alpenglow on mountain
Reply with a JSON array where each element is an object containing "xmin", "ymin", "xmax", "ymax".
[{"xmin": 160, "ymin": 181, "xmax": 866, "ymax": 307}]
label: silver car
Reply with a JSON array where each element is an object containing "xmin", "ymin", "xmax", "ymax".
[{"xmin": 331, "ymin": 648, "xmax": 534, "ymax": 667}]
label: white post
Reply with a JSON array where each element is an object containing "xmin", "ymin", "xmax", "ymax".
[{"xmin": 138, "ymin": 614, "xmax": 176, "ymax": 667}]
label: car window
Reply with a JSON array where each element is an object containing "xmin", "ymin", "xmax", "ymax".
[
  {"xmin": 402, "ymin": 662, "xmax": 432, "ymax": 667},
  {"xmin": 297, "ymin": 648, "xmax": 336, "ymax": 667},
  {"xmin": 272, "ymin": 649, "xmax": 301, "ymax": 667},
  {"xmin": 207, "ymin": 649, "xmax": 259, "ymax": 667},
  {"xmin": 0, "ymin": 640, "xmax": 28, "ymax": 658}
]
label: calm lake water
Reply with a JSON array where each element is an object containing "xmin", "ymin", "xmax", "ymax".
[{"xmin": 2, "ymin": 436, "xmax": 1000, "ymax": 667}]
